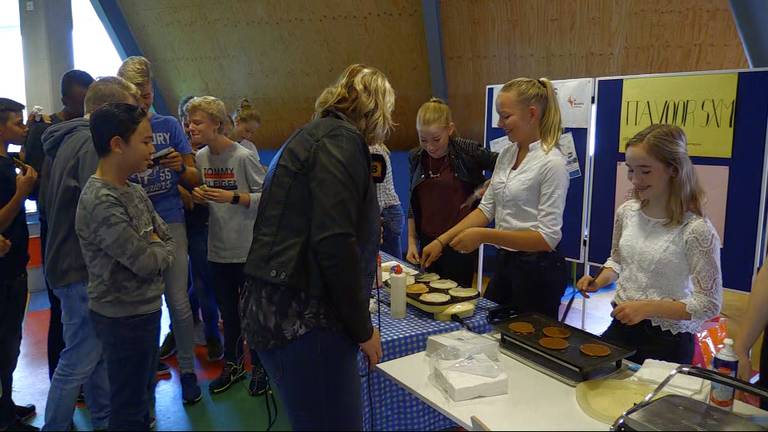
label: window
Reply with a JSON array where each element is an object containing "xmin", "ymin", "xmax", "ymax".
[
  {"xmin": 72, "ymin": 0, "xmax": 122, "ymax": 78},
  {"xmin": 0, "ymin": 1, "xmax": 34, "ymax": 213},
  {"xmin": 0, "ymin": 0, "xmax": 27, "ymax": 110}
]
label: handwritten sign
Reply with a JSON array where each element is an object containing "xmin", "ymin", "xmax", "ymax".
[{"xmin": 619, "ymin": 73, "xmax": 738, "ymax": 158}]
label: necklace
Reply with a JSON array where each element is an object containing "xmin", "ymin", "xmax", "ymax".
[{"xmin": 427, "ymin": 156, "xmax": 447, "ymax": 179}]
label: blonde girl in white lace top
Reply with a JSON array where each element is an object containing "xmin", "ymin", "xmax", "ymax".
[{"xmin": 577, "ymin": 124, "xmax": 722, "ymax": 364}]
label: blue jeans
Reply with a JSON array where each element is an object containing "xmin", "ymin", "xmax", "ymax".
[
  {"xmin": 43, "ymin": 282, "xmax": 110, "ymax": 431},
  {"xmin": 91, "ymin": 310, "xmax": 160, "ymax": 431},
  {"xmin": 187, "ymin": 224, "xmax": 220, "ymax": 340},
  {"xmin": 380, "ymin": 204, "xmax": 404, "ymax": 259},
  {"xmin": 258, "ymin": 328, "xmax": 362, "ymax": 431},
  {"xmin": 162, "ymin": 223, "xmax": 195, "ymax": 374}
]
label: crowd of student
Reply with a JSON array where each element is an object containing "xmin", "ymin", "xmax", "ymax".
[{"xmin": 0, "ymin": 58, "xmax": 755, "ymax": 432}]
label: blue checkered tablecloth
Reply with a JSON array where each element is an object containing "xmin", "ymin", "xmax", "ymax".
[{"xmin": 359, "ymin": 254, "xmax": 497, "ymax": 431}]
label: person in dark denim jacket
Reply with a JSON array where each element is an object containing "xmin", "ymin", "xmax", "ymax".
[
  {"xmin": 406, "ymin": 98, "xmax": 497, "ymax": 287},
  {"xmin": 241, "ymin": 64, "xmax": 393, "ymax": 431}
]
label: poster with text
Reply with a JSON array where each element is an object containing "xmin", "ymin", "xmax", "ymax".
[{"xmin": 619, "ymin": 73, "xmax": 738, "ymax": 158}]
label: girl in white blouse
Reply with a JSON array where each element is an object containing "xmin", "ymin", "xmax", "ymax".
[
  {"xmin": 421, "ymin": 78, "xmax": 570, "ymax": 318},
  {"xmin": 577, "ymin": 124, "xmax": 722, "ymax": 364}
]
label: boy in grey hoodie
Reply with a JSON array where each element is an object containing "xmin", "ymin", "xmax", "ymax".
[{"xmin": 76, "ymin": 103, "xmax": 174, "ymax": 431}]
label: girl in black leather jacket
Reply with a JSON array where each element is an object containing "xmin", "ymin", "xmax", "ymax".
[
  {"xmin": 241, "ymin": 64, "xmax": 394, "ymax": 431},
  {"xmin": 406, "ymin": 98, "xmax": 497, "ymax": 287}
]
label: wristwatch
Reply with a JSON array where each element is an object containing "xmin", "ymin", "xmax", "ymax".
[{"xmin": 230, "ymin": 192, "xmax": 240, "ymax": 205}]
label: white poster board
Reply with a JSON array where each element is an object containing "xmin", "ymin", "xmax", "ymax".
[{"xmin": 490, "ymin": 78, "xmax": 593, "ymax": 129}]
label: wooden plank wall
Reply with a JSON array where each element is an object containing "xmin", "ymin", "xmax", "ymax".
[
  {"xmin": 116, "ymin": 0, "xmax": 432, "ymax": 150},
  {"xmin": 115, "ymin": 0, "xmax": 748, "ymax": 149},
  {"xmin": 440, "ymin": 0, "xmax": 748, "ymax": 143}
]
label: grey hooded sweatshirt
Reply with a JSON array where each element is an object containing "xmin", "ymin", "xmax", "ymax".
[{"xmin": 41, "ymin": 118, "xmax": 99, "ymax": 288}]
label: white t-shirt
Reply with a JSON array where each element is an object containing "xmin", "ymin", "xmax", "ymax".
[{"xmin": 239, "ymin": 139, "xmax": 259, "ymax": 156}]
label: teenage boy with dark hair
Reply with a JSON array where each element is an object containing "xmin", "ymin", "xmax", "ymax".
[
  {"xmin": 26, "ymin": 69, "xmax": 95, "ymax": 382},
  {"xmin": 0, "ymin": 97, "xmax": 39, "ymax": 432},
  {"xmin": 76, "ymin": 102, "xmax": 175, "ymax": 431}
]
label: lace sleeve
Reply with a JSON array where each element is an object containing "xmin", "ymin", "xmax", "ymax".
[
  {"xmin": 604, "ymin": 203, "xmax": 627, "ymax": 274},
  {"xmin": 680, "ymin": 218, "xmax": 723, "ymax": 321}
]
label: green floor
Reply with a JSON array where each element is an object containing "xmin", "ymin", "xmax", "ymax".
[{"xmin": 21, "ymin": 290, "xmax": 293, "ymax": 431}]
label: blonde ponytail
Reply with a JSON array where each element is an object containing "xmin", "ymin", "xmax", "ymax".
[
  {"xmin": 416, "ymin": 97, "xmax": 458, "ymax": 137},
  {"xmin": 499, "ymin": 77, "xmax": 562, "ymax": 153},
  {"xmin": 234, "ymin": 98, "xmax": 261, "ymax": 124}
]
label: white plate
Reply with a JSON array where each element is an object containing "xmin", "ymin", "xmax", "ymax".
[
  {"xmin": 419, "ymin": 292, "xmax": 451, "ymax": 304},
  {"xmin": 449, "ymin": 287, "xmax": 478, "ymax": 298},
  {"xmin": 430, "ymin": 279, "xmax": 458, "ymax": 290},
  {"xmin": 416, "ymin": 273, "xmax": 440, "ymax": 282}
]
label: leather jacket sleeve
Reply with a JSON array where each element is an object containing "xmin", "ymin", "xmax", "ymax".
[
  {"xmin": 471, "ymin": 141, "xmax": 499, "ymax": 172},
  {"xmin": 407, "ymin": 148, "xmax": 419, "ymax": 219},
  {"xmin": 308, "ymin": 130, "xmax": 374, "ymax": 344}
]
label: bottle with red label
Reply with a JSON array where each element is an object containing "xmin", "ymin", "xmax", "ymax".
[{"xmin": 708, "ymin": 338, "xmax": 738, "ymax": 411}]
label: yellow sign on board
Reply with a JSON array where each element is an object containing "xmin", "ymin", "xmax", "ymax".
[{"xmin": 619, "ymin": 73, "xmax": 738, "ymax": 158}]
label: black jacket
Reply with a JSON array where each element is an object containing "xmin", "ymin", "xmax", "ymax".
[
  {"xmin": 407, "ymin": 136, "xmax": 498, "ymax": 219},
  {"xmin": 242, "ymin": 110, "xmax": 379, "ymax": 349}
]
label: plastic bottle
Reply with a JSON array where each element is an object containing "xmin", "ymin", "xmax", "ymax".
[
  {"xmin": 390, "ymin": 264, "xmax": 407, "ymax": 319},
  {"xmin": 708, "ymin": 338, "xmax": 739, "ymax": 411}
]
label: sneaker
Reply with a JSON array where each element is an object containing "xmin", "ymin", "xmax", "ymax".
[
  {"xmin": 14, "ymin": 404, "xmax": 36, "ymax": 422},
  {"xmin": 193, "ymin": 322, "xmax": 207, "ymax": 346},
  {"xmin": 158, "ymin": 331, "xmax": 177, "ymax": 359},
  {"xmin": 156, "ymin": 361, "xmax": 171, "ymax": 377},
  {"xmin": 181, "ymin": 372, "xmax": 202, "ymax": 405},
  {"xmin": 6, "ymin": 420, "xmax": 39, "ymax": 431},
  {"xmin": 206, "ymin": 336, "xmax": 224, "ymax": 362},
  {"xmin": 208, "ymin": 361, "xmax": 246, "ymax": 394},
  {"xmin": 248, "ymin": 367, "xmax": 269, "ymax": 397}
]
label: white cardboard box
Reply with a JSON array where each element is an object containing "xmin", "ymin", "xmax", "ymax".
[{"xmin": 432, "ymin": 353, "xmax": 509, "ymax": 401}]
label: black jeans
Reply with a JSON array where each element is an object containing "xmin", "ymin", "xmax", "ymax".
[
  {"xmin": 41, "ymin": 218, "xmax": 64, "ymax": 380},
  {"xmin": 419, "ymin": 235, "xmax": 477, "ymax": 288},
  {"xmin": 258, "ymin": 328, "xmax": 362, "ymax": 431},
  {"xmin": 209, "ymin": 261, "xmax": 262, "ymax": 369},
  {"xmin": 601, "ymin": 319, "xmax": 694, "ymax": 365},
  {"xmin": 484, "ymin": 250, "xmax": 568, "ymax": 320},
  {"xmin": 0, "ymin": 273, "xmax": 28, "ymax": 429},
  {"xmin": 90, "ymin": 309, "xmax": 160, "ymax": 431}
]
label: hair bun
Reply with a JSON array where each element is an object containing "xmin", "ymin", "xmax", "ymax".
[{"xmin": 428, "ymin": 97, "xmax": 446, "ymax": 105}]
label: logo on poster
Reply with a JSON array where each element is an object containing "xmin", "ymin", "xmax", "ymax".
[{"xmin": 567, "ymin": 95, "xmax": 585, "ymax": 109}]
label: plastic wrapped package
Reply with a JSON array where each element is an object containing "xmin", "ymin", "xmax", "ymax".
[
  {"xmin": 429, "ymin": 346, "xmax": 509, "ymax": 402},
  {"xmin": 426, "ymin": 330, "xmax": 499, "ymax": 361}
]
